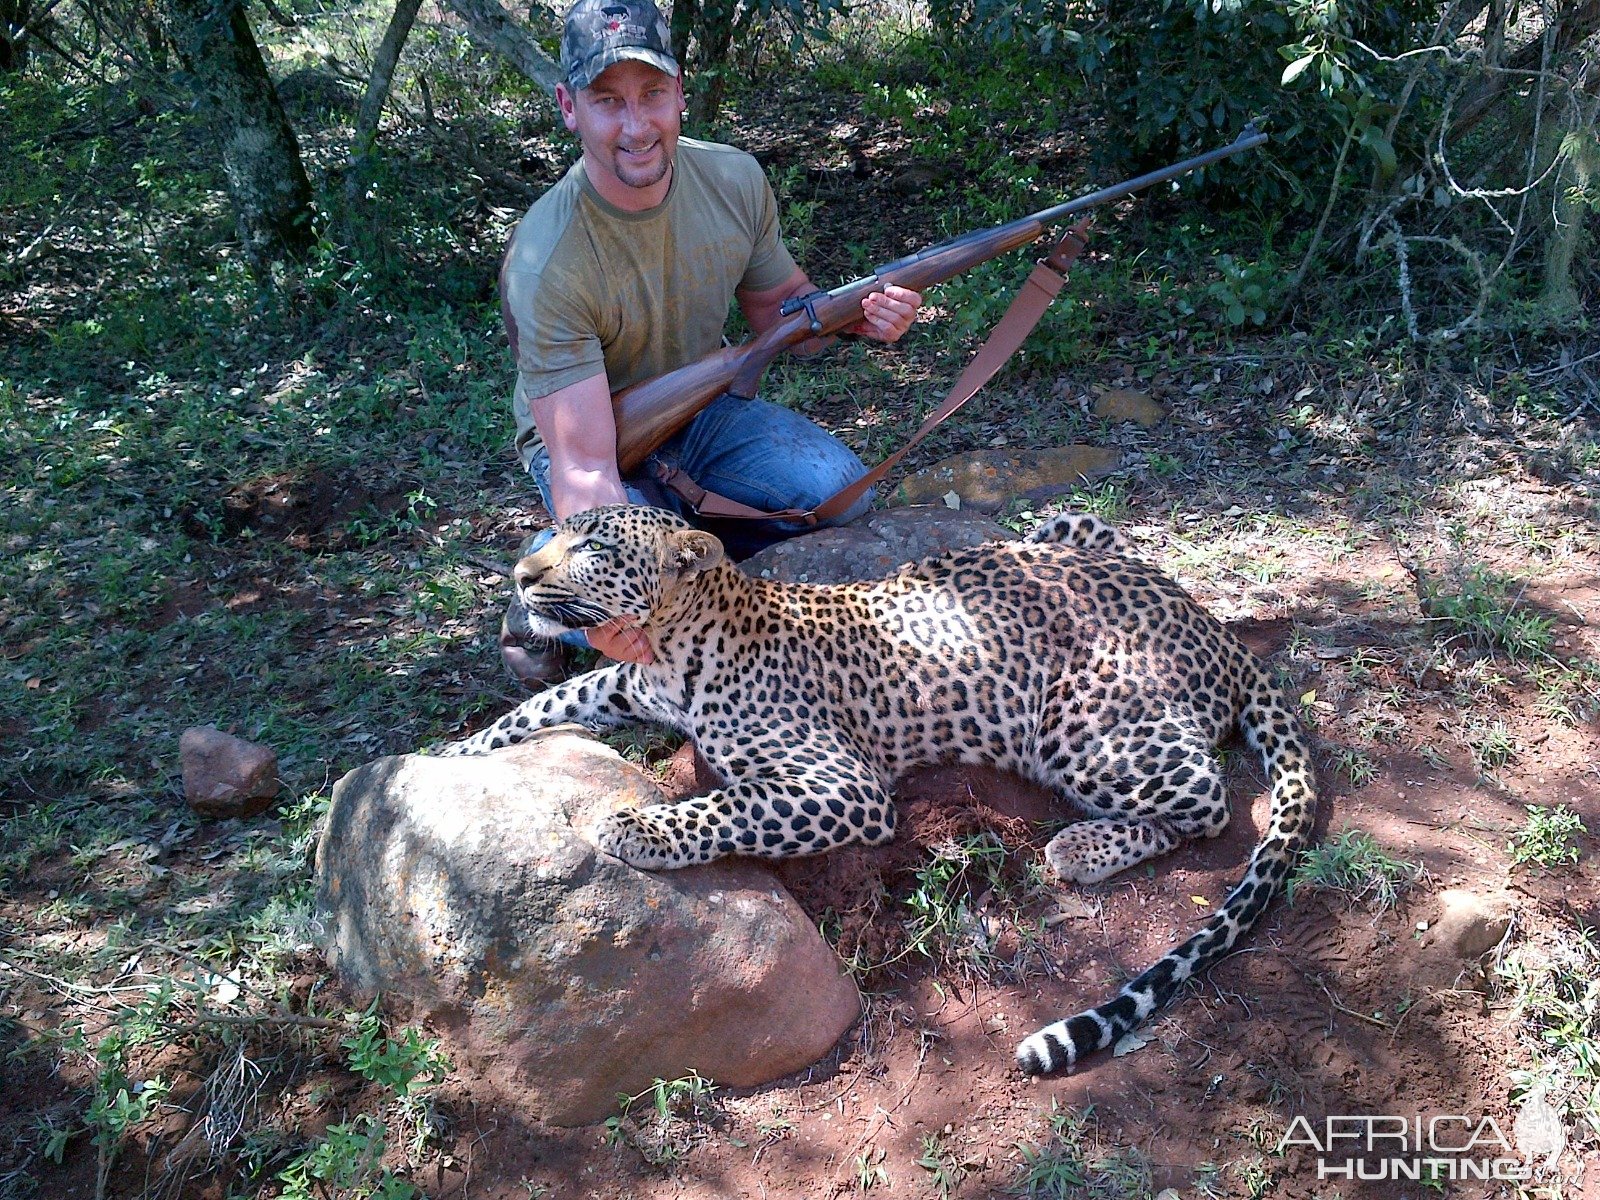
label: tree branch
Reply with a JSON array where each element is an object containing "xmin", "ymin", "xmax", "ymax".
[
  {"xmin": 437, "ymin": 0, "xmax": 562, "ymax": 94},
  {"xmin": 1446, "ymin": 0, "xmax": 1600, "ymax": 141}
]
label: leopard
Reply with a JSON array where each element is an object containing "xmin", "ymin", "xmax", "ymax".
[{"xmin": 436, "ymin": 504, "xmax": 1317, "ymax": 1075}]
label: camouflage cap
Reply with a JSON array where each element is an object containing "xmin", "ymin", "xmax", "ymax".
[{"xmin": 560, "ymin": 0, "xmax": 679, "ymax": 91}]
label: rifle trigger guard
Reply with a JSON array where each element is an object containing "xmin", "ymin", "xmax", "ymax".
[{"xmin": 780, "ymin": 289, "xmax": 829, "ymax": 335}]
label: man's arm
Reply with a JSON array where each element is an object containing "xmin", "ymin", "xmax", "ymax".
[
  {"xmin": 528, "ymin": 373, "xmax": 653, "ymax": 664},
  {"xmin": 737, "ymin": 267, "xmax": 922, "ymax": 345},
  {"xmin": 529, "ymin": 372, "xmax": 629, "ymax": 521}
]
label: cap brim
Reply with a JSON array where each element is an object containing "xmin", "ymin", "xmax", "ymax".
[{"xmin": 569, "ymin": 46, "xmax": 680, "ymax": 91}]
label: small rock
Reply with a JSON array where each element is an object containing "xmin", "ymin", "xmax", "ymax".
[
  {"xmin": 1410, "ymin": 888, "xmax": 1515, "ymax": 990},
  {"xmin": 1425, "ymin": 889, "xmax": 1514, "ymax": 961},
  {"xmin": 181, "ymin": 726, "xmax": 279, "ymax": 819},
  {"xmin": 1092, "ymin": 386, "xmax": 1167, "ymax": 429},
  {"xmin": 891, "ymin": 447, "xmax": 1120, "ymax": 511}
]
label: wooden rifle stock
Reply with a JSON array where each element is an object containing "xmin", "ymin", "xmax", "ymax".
[
  {"xmin": 611, "ymin": 222, "xmax": 1040, "ymax": 473},
  {"xmin": 611, "ymin": 124, "xmax": 1268, "ymax": 475}
]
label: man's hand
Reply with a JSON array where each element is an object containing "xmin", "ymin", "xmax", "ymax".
[
  {"xmin": 741, "ymin": 272, "xmax": 921, "ymax": 349},
  {"xmin": 587, "ymin": 614, "xmax": 655, "ymax": 664},
  {"xmin": 849, "ymin": 284, "xmax": 922, "ymax": 344}
]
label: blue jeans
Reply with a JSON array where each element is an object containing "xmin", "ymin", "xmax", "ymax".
[
  {"xmin": 527, "ymin": 392, "xmax": 874, "ymax": 559},
  {"xmin": 523, "ymin": 394, "xmax": 874, "ymax": 645}
]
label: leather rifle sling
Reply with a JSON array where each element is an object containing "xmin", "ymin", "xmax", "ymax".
[{"xmin": 654, "ymin": 218, "xmax": 1093, "ymax": 524}]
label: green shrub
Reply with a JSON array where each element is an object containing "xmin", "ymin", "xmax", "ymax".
[
  {"xmin": 927, "ymin": 0, "xmax": 1444, "ymax": 214},
  {"xmin": 1509, "ymin": 806, "xmax": 1588, "ymax": 871}
]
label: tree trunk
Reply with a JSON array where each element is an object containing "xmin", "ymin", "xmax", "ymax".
[
  {"xmin": 438, "ymin": 0, "xmax": 560, "ymax": 94},
  {"xmin": 166, "ymin": 0, "xmax": 316, "ymax": 272},
  {"xmin": 1539, "ymin": 86, "xmax": 1599, "ymax": 324},
  {"xmin": 1, "ymin": 0, "xmax": 32, "ymax": 71},
  {"xmin": 345, "ymin": 0, "xmax": 424, "ymax": 216}
]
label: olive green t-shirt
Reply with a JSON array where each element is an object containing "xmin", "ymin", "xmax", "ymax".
[{"xmin": 500, "ymin": 137, "xmax": 799, "ymax": 468}]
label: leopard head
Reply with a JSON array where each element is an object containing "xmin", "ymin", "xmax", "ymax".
[{"xmin": 512, "ymin": 505, "xmax": 726, "ymax": 638}]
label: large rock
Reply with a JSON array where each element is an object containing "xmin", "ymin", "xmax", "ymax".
[
  {"xmin": 742, "ymin": 506, "xmax": 1013, "ymax": 584},
  {"xmin": 315, "ymin": 733, "xmax": 860, "ymax": 1126}
]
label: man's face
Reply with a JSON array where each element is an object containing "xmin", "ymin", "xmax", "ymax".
[{"xmin": 557, "ymin": 59, "xmax": 685, "ymax": 206}]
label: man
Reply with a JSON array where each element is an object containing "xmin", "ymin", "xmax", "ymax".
[{"xmin": 497, "ymin": 0, "xmax": 922, "ymax": 685}]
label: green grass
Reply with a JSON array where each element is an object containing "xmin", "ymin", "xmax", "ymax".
[
  {"xmin": 1530, "ymin": 660, "xmax": 1600, "ymax": 727},
  {"xmin": 1329, "ymin": 745, "xmax": 1379, "ymax": 788},
  {"xmin": 1464, "ymin": 717, "xmax": 1518, "ymax": 774},
  {"xmin": 915, "ymin": 1133, "xmax": 967, "ymax": 1198},
  {"xmin": 1420, "ymin": 564, "xmax": 1557, "ymax": 662},
  {"xmin": 1008, "ymin": 1104, "xmax": 1156, "ymax": 1199},
  {"xmin": 1, "ymin": 303, "xmax": 516, "ymax": 792},
  {"xmin": 1288, "ymin": 828, "xmax": 1424, "ymax": 912},
  {"xmin": 903, "ymin": 832, "xmax": 1013, "ymax": 974},
  {"xmin": 854, "ymin": 1146, "xmax": 890, "ymax": 1191}
]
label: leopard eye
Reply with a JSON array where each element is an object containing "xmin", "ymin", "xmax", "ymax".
[{"xmin": 585, "ymin": 539, "xmax": 606, "ymax": 552}]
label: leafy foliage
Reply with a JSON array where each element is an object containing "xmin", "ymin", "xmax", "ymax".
[
  {"xmin": 924, "ymin": 0, "xmax": 1442, "ymax": 212},
  {"xmin": 604, "ymin": 1072, "xmax": 723, "ymax": 1169},
  {"xmin": 277, "ymin": 1116, "xmax": 415, "ymax": 1200},
  {"xmin": 343, "ymin": 1002, "xmax": 453, "ymax": 1098},
  {"xmin": 671, "ymin": 0, "xmax": 850, "ymax": 127},
  {"xmin": 903, "ymin": 833, "xmax": 1011, "ymax": 970},
  {"xmin": 1420, "ymin": 565, "xmax": 1556, "ymax": 662}
]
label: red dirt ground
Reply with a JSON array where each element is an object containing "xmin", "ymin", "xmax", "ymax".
[
  {"xmin": 4, "ymin": 466, "xmax": 1598, "ymax": 1200},
  {"xmin": 400, "ymin": 531, "xmax": 1600, "ymax": 1199}
]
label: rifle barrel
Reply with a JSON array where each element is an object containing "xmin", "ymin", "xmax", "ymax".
[
  {"xmin": 862, "ymin": 124, "xmax": 1268, "ymax": 284},
  {"xmin": 1033, "ymin": 123, "xmax": 1268, "ymax": 226},
  {"xmin": 617, "ymin": 127, "xmax": 1269, "ymax": 472}
]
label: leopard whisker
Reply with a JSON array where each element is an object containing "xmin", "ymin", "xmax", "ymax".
[{"xmin": 525, "ymin": 595, "xmax": 613, "ymax": 629}]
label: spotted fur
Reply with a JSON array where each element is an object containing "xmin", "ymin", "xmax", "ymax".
[{"xmin": 438, "ymin": 505, "xmax": 1316, "ymax": 1074}]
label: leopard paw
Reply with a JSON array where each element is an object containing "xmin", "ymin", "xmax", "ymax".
[
  {"xmin": 594, "ymin": 809, "xmax": 691, "ymax": 870},
  {"xmin": 1044, "ymin": 818, "xmax": 1177, "ymax": 885}
]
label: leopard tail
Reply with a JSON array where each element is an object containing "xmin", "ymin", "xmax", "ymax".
[{"xmin": 1015, "ymin": 661, "xmax": 1317, "ymax": 1075}]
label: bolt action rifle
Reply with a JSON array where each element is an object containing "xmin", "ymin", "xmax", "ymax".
[{"xmin": 612, "ymin": 125, "xmax": 1267, "ymax": 516}]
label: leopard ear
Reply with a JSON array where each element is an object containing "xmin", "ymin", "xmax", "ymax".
[{"xmin": 669, "ymin": 528, "xmax": 725, "ymax": 578}]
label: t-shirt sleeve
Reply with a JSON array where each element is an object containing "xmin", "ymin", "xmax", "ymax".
[
  {"xmin": 737, "ymin": 169, "xmax": 799, "ymax": 294},
  {"xmin": 500, "ymin": 259, "xmax": 607, "ymax": 402}
]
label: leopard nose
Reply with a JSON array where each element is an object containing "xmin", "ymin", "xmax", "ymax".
[{"xmin": 513, "ymin": 561, "xmax": 540, "ymax": 592}]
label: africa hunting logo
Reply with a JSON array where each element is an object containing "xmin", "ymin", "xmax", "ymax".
[{"xmin": 1277, "ymin": 1092, "xmax": 1567, "ymax": 1183}]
